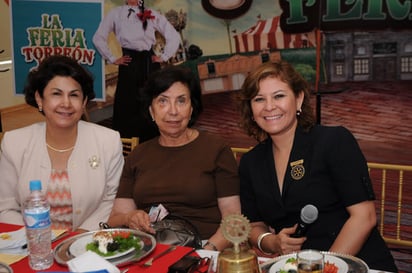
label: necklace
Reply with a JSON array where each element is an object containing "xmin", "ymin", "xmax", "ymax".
[{"xmin": 46, "ymin": 143, "xmax": 75, "ymax": 153}]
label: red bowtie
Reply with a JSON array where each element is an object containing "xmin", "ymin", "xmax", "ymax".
[{"xmin": 137, "ymin": 10, "xmax": 155, "ymax": 22}]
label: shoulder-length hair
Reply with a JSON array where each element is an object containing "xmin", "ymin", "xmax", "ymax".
[{"xmin": 237, "ymin": 60, "xmax": 316, "ymax": 142}]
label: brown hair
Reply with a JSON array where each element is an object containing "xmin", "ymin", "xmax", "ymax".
[
  {"xmin": 24, "ymin": 55, "xmax": 95, "ymax": 108},
  {"xmin": 140, "ymin": 65, "xmax": 203, "ymax": 127},
  {"xmin": 237, "ymin": 60, "xmax": 316, "ymax": 142}
]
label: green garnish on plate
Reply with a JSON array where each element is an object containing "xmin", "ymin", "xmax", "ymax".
[
  {"xmin": 285, "ymin": 257, "xmax": 297, "ymax": 263},
  {"xmin": 86, "ymin": 231, "xmax": 141, "ymax": 257}
]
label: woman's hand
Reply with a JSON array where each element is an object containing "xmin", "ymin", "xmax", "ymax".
[
  {"xmin": 274, "ymin": 225, "xmax": 306, "ymax": 255},
  {"xmin": 125, "ymin": 210, "xmax": 155, "ymax": 234},
  {"xmin": 250, "ymin": 223, "xmax": 305, "ymax": 255},
  {"xmin": 114, "ymin": 55, "xmax": 132, "ymax": 66},
  {"xmin": 151, "ymin": 55, "xmax": 163, "ymax": 63},
  {"xmin": 108, "ymin": 198, "xmax": 155, "ymax": 233}
]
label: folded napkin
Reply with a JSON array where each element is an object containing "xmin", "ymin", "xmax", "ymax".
[
  {"xmin": 0, "ymin": 227, "xmax": 67, "ymax": 256},
  {"xmin": 0, "ymin": 253, "xmax": 26, "ymax": 266},
  {"xmin": 67, "ymin": 251, "xmax": 120, "ymax": 273},
  {"xmin": 0, "ymin": 227, "xmax": 27, "ymax": 265},
  {"xmin": 0, "ymin": 228, "xmax": 67, "ymax": 265},
  {"xmin": 0, "ymin": 227, "xmax": 28, "ymax": 256}
]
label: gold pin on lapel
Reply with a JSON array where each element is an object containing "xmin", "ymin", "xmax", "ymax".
[{"xmin": 290, "ymin": 159, "xmax": 305, "ymax": 180}]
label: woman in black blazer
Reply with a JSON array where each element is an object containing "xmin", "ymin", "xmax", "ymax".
[{"xmin": 237, "ymin": 60, "xmax": 397, "ymax": 272}]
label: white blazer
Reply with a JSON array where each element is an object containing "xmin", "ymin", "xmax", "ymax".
[{"xmin": 0, "ymin": 121, "xmax": 124, "ymax": 231}]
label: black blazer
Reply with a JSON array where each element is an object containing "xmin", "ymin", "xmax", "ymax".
[{"xmin": 239, "ymin": 125, "xmax": 397, "ymax": 272}]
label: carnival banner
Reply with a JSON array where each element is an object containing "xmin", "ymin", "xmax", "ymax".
[{"xmin": 10, "ymin": 0, "xmax": 105, "ymax": 100}]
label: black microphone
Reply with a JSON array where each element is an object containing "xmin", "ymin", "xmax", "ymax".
[{"xmin": 291, "ymin": 204, "xmax": 318, "ymax": 238}]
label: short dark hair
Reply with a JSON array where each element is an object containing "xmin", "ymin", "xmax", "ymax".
[
  {"xmin": 24, "ymin": 55, "xmax": 95, "ymax": 108},
  {"xmin": 237, "ymin": 60, "xmax": 316, "ymax": 142},
  {"xmin": 140, "ymin": 65, "xmax": 203, "ymax": 127}
]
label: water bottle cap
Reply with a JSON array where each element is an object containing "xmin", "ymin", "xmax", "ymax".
[{"xmin": 29, "ymin": 180, "xmax": 42, "ymax": 191}]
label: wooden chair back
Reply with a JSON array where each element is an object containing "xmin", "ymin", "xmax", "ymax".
[
  {"xmin": 231, "ymin": 147, "xmax": 252, "ymax": 163},
  {"xmin": 368, "ymin": 162, "xmax": 412, "ymax": 247},
  {"xmin": 121, "ymin": 137, "xmax": 139, "ymax": 157}
]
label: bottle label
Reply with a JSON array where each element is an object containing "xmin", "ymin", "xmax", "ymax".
[{"xmin": 24, "ymin": 209, "xmax": 51, "ymax": 229}]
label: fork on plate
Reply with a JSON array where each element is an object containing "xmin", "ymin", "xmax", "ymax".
[{"xmin": 142, "ymin": 245, "xmax": 177, "ymax": 267}]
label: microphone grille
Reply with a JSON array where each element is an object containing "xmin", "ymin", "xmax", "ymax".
[{"xmin": 301, "ymin": 204, "xmax": 318, "ymax": 224}]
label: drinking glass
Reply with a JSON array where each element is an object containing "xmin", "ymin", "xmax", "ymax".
[{"xmin": 297, "ymin": 249, "xmax": 324, "ymax": 273}]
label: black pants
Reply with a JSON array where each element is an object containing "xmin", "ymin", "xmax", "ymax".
[{"xmin": 112, "ymin": 48, "xmax": 160, "ymax": 142}]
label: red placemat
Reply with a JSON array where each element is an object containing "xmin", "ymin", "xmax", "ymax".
[{"xmin": 2, "ymin": 223, "xmax": 197, "ymax": 273}]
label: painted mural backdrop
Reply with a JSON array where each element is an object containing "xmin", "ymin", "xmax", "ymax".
[
  {"xmin": 7, "ymin": 1, "xmax": 409, "ymax": 100},
  {"xmin": 105, "ymin": 0, "xmax": 282, "ymax": 56},
  {"xmin": 279, "ymin": 0, "xmax": 412, "ymax": 33}
]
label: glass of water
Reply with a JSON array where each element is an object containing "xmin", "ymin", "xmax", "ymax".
[{"xmin": 297, "ymin": 249, "xmax": 324, "ymax": 273}]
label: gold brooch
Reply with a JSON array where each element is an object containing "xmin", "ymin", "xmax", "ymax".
[
  {"xmin": 89, "ymin": 155, "xmax": 100, "ymax": 169},
  {"xmin": 290, "ymin": 159, "xmax": 305, "ymax": 180}
]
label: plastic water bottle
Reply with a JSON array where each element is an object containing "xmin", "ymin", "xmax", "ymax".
[{"xmin": 23, "ymin": 180, "xmax": 53, "ymax": 270}]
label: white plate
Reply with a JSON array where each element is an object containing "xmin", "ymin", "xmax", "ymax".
[
  {"xmin": 69, "ymin": 234, "xmax": 135, "ymax": 259},
  {"xmin": 0, "ymin": 262, "xmax": 13, "ymax": 273},
  {"xmin": 54, "ymin": 228, "xmax": 156, "ymax": 266},
  {"xmin": 269, "ymin": 253, "xmax": 348, "ymax": 273},
  {"xmin": 324, "ymin": 255, "xmax": 349, "ymax": 273}
]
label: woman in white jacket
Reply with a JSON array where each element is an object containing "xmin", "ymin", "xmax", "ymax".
[{"xmin": 0, "ymin": 55, "xmax": 124, "ymax": 232}]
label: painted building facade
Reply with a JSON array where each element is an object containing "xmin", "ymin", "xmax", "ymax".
[{"xmin": 325, "ymin": 31, "xmax": 412, "ymax": 82}]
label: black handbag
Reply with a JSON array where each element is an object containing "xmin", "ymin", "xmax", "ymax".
[
  {"xmin": 152, "ymin": 214, "xmax": 202, "ymax": 249},
  {"xmin": 99, "ymin": 214, "xmax": 202, "ymax": 249}
]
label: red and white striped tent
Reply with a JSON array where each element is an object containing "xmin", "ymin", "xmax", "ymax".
[{"xmin": 233, "ymin": 16, "xmax": 317, "ymax": 52}]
